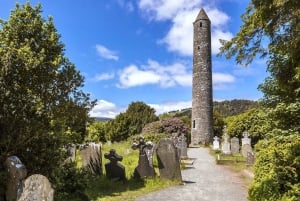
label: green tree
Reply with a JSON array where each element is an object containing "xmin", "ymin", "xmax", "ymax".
[
  {"xmin": 85, "ymin": 120, "xmax": 107, "ymax": 142},
  {"xmin": 213, "ymin": 110, "xmax": 225, "ymax": 138},
  {"xmin": 225, "ymin": 108, "xmax": 271, "ymax": 145},
  {"xmin": 0, "ymin": 2, "xmax": 94, "ymax": 182},
  {"xmin": 219, "ymin": 0, "xmax": 300, "ymax": 199},
  {"xmin": 105, "ymin": 102, "xmax": 158, "ymax": 142},
  {"xmin": 219, "ymin": 0, "xmax": 300, "ymax": 134}
]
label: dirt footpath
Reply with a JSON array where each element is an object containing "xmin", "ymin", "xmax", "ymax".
[{"xmin": 136, "ymin": 147, "xmax": 249, "ymax": 201}]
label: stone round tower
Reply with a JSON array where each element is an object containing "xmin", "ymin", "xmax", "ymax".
[{"xmin": 191, "ymin": 8, "xmax": 213, "ymax": 145}]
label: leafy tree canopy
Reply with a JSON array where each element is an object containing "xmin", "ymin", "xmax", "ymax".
[
  {"xmin": 105, "ymin": 101, "xmax": 158, "ymax": 142},
  {"xmin": 0, "ymin": 2, "xmax": 95, "ymax": 178},
  {"xmin": 219, "ymin": 0, "xmax": 300, "ymax": 135}
]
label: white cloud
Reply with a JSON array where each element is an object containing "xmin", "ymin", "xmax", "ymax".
[
  {"xmin": 89, "ymin": 100, "xmax": 125, "ymax": 118},
  {"xmin": 213, "ymin": 72, "xmax": 235, "ymax": 84},
  {"xmin": 117, "ymin": 59, "xmax": 192, "ymax": 88},
  {"xmin": 96, "ymin": 44, "xmax": 119, "ymax": 61},
  {"xmin": 117, "ymin": 59, "xmax": 237, "ymax": 88},
  {"xmin": 138, "ymin": 0, "xmax": 233, "ymax": 55},
  {"xmin": 117, "ymin": 64, "xmax": 161, "ymax": 88},
  {"xmin": 89, "ymin": 99, "xmax": 192, "ymax": 118},
  {"xmin": 92, "ymin": 72, "xmax": 115, "ymax": 82},
  {"xmin": 213, "ymin": 72, "xmax": 235, "ymax": 90}
]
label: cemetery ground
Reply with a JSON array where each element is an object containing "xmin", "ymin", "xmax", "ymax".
[
  {"xmin": 78, "ymin": 141, "xmax": 253, "ymax": 201},
  {"xmin": 80, "ymin": 141, "xmax": 181, "ymax": 201}
]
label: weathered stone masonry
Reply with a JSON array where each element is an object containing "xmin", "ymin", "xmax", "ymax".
[{"xmin": 191, "ymin": 8, "xmax": 213, "ymax": 145}]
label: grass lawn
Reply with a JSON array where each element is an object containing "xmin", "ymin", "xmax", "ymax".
[{"xmin": 80, "ymin": 141, "xmax": 181, "ymax": 201}]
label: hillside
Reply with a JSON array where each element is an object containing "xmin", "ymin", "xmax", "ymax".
[{"xmin": 168, "ymin": 99, "xmax": 259, "ymax": 118}]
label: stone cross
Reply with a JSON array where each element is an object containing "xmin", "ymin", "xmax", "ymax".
[
  {"xmin": 104, "ymin": 149, "xmax": 126, "ymax": 181},
  {"xmin": 131, "ymin": 136, "xmax": 155, "ymax": 178},
  {"xmin": 4, "ymin": 156, "xmax": 27, "ymax": 201}
]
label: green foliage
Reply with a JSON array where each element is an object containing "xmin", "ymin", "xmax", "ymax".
[
  {"xmin": 0, "ymin": 2, "xmax": 94, "ymax": 197},
  {"xmin": 84, "ymin": 141, "xmax": 179, "ymax": 201},
  {"xmin": 213, "ymin": 110, "xmax": 226, "ymax": 138},
  {"xmin": 249, "ymin": 134, "xmax": 300, "ymax": 201},
  {"xmin": 86, "ymin": 120, "xmax": 107, "ymax": 142},
  {"xmin": 225, "ymin": 108, "xmax": 271, "ymax": 145},
  {"xmin": 105, "ymin": 102, "xmax": 158, "ymax": 142},
  {"xmin": 129, "ymin": 133, "xmax": 167, "ymax": 144},
  {"xmin": 219, "ymin": 0, "xmax": 300, "ymax": 199},
  {"xmin": 52, "ymin": 162, "xmax": 89, "ymax": 201}
]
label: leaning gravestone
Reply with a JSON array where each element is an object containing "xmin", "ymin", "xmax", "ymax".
[
  {"xmin": 104, "ymin": 149, "xmax": 126, "ymax": 181},
  {"xmin": 230, "ymin": 137, "xmax": 240, "ymax": 154},
  {"xmin": 213, "ymin": 136, "xmax": 220, "ymax": 150},
  {"xmin": 18, "ymin": 174, "xmax": 54, "ymax": 201},
  {"xmin": 156, "ymin": 138, "xmax": 182, "ymax": 181},
  {"xmin": 80, "ymin": 142, "xmax": 102, "ymax": 175},
  {"xmin": 132, "ymin": 136, "xmax": 155, "ymax": 178},
  {"xmin": 4, "ymin": 156, "xmax": 27, "ymax": 201}
]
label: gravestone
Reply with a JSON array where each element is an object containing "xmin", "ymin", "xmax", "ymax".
[
  {"xmin": 172, "ymin": 133, "xmax": 188, "ymax": 159},
  {"xmin": 213, "ymin": 136, "xmax": 220, "ymax": 150},
  {"xmin": 18, "ymin": 174, "xmax": 54, "ymax": 201},
  {"xmin": 156, "ymin": 138, "xmax": 182, "ymax": 181},
  {"xmin": 66, "ymin": 143, "xmax": 76, "ymax": 162},
  {"xmin": 178, "ymin": 133, "xmax": 188, "ymax": 159},
  {"xmin": 247, "ymin": 152, "xmax": 255, "ymax": 165},
  {"xmin": 104, "ymin": 149, "xmax": 126, "ymax": 181},
  {"xmin": 131, "ymin": 136, "xmax": 155, "ymax": 178},
  {"xmin": 80, "ymin": 142, "xmax": 102, "ymax": 175},
  {"xmin": 230, "ymin": 137, "xmax": 240, "ymax": 154},
  {"xmin": 221, "ymin": 134, "xmax": 231, "ymax": 155},
  {"xmin": 242, "ymin": 131, "xmax": 251, "ymax": 146},
  {"xmin": 4, "ymin": 156, "xmax": 27, "ymax": 201},
  {"xmin": 241, "ymin": 144, "xmax": 253, "ymax": 158}
]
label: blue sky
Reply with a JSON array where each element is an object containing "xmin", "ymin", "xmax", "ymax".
[{"xmin": 0, "ymin": 0, "xmax": 267, "ymax": 118}]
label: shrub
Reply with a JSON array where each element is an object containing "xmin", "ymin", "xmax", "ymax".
[{"xmin": 248, "ymin": 134, "xmax": 300, "ymax": 201}]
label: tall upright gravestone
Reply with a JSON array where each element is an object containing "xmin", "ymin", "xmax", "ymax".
[
  {"xmin": 80, "ymin": 142, "xmax": 102, "ymax": 175},
  {"xmin": 191, "ymin": 8, "xmax": 213, "ymax": 145},
  {"xmin": 156, "ymin": 138, "xmax": 182, "ymax": 181}
]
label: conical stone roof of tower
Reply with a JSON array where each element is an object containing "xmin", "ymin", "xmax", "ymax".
[{"xmin": 195, "ymin": 8, "xmax": 210, "ymax": 22}]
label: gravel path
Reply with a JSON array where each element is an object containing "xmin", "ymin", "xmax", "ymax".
[{"xmin": 136, "ymin": 147, "xmax": 248, "ymax": 201}]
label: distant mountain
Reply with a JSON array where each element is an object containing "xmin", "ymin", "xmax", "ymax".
[
  {"xmin": 166, "ymin": 99, "xmax": 259, "ymax": 118},
  {"xmin": 93, "ymin": 117, "xmax": 113, "ymax": 122}
]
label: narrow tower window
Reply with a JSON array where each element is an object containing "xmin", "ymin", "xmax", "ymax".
[
  {"xmin": 192, "ymin": 120, "xmax": 196, "ymax": 128},
  {"xmin": 200, "ymin": 22, "xmax": 202, "ymax": 27}
]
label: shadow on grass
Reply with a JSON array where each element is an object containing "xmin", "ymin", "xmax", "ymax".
[{"xmin": 85, "ymin": 175, "xmax": 146, "ymax": 200}]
